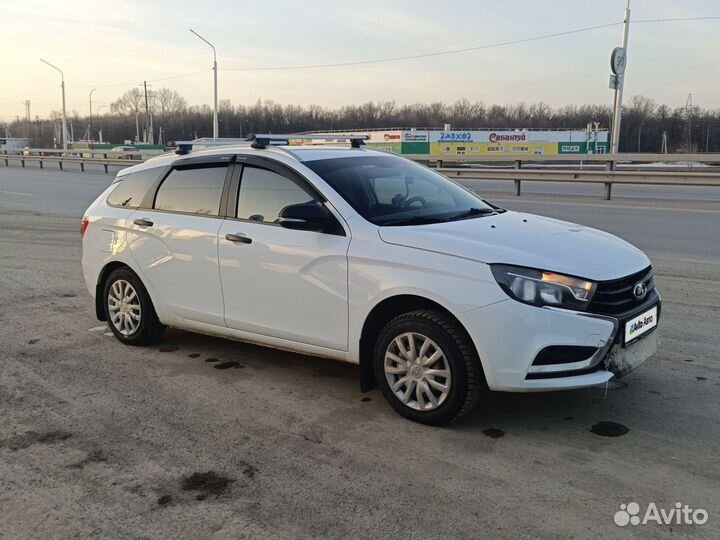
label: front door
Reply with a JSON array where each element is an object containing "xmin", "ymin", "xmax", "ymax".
[{"xmin": 218, "ymin": 162, "xmax": 350, "ymax": 351}]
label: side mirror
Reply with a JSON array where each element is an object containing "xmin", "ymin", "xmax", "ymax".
[{"xmin": 277, "ymin": 202, "xmax": 334, "ymax": 232}]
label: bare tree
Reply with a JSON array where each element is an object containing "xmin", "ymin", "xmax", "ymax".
[
  {"xmin": 154, "ymin": 88, "xmax": 187, "ymax": 118},
  {"xmin": 110, "ymin": 88, "xmax": 144, "ymax": 116}
]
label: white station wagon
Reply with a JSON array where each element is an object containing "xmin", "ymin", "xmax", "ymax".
[{"xmin": 81, "ymin": 135, "xmax": 660, "ymax": 424}]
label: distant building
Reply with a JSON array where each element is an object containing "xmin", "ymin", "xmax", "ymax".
[
  {"xmin": 307, "ymin": 128, "xmax": 609, "ymax": 156},
  {"xmin": 0, "ymin": 137, "xmax": 31, "ymax": 150}
]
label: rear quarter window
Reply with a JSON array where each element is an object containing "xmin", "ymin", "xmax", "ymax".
[{"xmin": 107, "ymin": 168, "xmax": 163, "ymax": 208}]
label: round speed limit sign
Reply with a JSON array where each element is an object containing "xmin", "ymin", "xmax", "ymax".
[{"xmin": 611, "ymin": 47, "xmax": 627, "ymax": 75}]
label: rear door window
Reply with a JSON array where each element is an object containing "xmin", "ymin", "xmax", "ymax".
[
  {"xmin": 154, "ymin": 165, "xmax": 228, "ymax": 216},
  {"xmin": 106, "ymin": 168, "xmax": 162, "ymax": 208}
]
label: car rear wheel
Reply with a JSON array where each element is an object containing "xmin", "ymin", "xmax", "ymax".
[
  {"xmin": 373, "ymin": 309, "xmax": 486, "ymax": 425},
  {"xmin": 104, "ymin": 268, "xmax": 165, "ymax": 345}
]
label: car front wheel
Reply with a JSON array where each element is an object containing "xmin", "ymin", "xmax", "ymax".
[{"xmin": 373, "ymin": 309, "xmax": 486, "ymax": 425}]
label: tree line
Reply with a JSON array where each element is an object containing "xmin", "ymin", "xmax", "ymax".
[{"xmin": 4, "ymin": 88, "xmax": 719, "ymax": 153}]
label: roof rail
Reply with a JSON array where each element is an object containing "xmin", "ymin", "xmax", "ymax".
[{"xmin": 247, "ymin": 133, "xmax": 368, "ymax": 150}]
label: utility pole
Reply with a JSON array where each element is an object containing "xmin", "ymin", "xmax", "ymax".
[
  {"xmin": 22, "ymin": 100, "xmax": 31, "ymax": 138},
  {"xmin": 89, "ymin": 88, "xmax": 96, "ymax": 141},
  {"xmin": 685, "ymin": 93, "xmax": 693, "ymax": 152},
  {"xmin": 610, "ymin": 1, "xmax": 631, "ymax": 154},
  {"xmin": 40, "ymin": 58, "xmax": 68, "ymax": 155},
  {"xmin": 140, "ymin": 81, "xmax": 152, "ymax": 144},
  {"xmin": 706, "ymin": 125, "xmax": 711, "ymax": 153},
  {"xmin": 190, "ymin": 29, "xmax": 219, "ymax": 140},
  {"xmin": 637, "ymin": 123, "xmax": 643, "ymax": 152},
  {"xmin": 97, "ymin": 104, "xmax": 106, "ymax": 143}
]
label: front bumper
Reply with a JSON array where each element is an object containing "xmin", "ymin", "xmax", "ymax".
[{"xmin": 459, "ymin": 292, "xmax": 660, "ymax": 392}]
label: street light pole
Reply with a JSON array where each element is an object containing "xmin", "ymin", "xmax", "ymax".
[
  {"xmin": 89, "ymin": 88, "xmax": 96, "ymax": 140},
  {"xmin": 40, "ymin": 58, "xmax": 68, "ymax": 155},
  {"xmin": 97, "ymin": 105, "xmax": 107, "ymax": 143},
  {"xmin": 706, "ymin": 125, "xmax": 711, "ymax": 153},
  {"xmin": 190, "ymin": 28, "xmax": 218, "ymax": 141},
  {"xmin": 610, "ymin": 1, "xmax": 631, "ymax": 154}
]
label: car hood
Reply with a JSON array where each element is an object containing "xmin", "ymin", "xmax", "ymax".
[{"xmin": 378, "ymin": 211, "xmax": 650, "ymax": 281}]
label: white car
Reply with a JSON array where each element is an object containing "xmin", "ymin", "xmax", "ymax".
[
  {"xmin": 111, "ymin": 146, "xmax": 143, "ymax": 160},
  {"xmin": 81, "ymin": 135, "xmax": 660, "ymax": 425}
]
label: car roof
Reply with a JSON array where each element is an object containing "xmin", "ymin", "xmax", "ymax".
[{"xmin": 117, "ymin": 144, "xmax": 393, "ymax": 177}]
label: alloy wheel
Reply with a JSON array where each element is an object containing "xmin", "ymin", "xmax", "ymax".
[
  {"xmin": 384, "ymin": 332, "xmax": 452, "ymax": 411},
  {"xmin": 107, "ymin": 279, "xmax": 142, "ymax": 336}
]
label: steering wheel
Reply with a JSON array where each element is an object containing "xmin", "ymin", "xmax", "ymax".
[{"xmin": 404, "ymin": 196, "xmax": 427, "ymax": 208}]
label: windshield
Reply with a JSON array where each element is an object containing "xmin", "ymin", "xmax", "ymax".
[{"xmin": 304, "ymin": 155, "xmax": 497, "ymax": 226}]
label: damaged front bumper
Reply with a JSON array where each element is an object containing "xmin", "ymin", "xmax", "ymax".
[
  {"xmin": 604, "ymin": 328, "xmax": 658, "ymax": 377},
  {"xmin": 460, "ymin": 290, "xmax": 661, "ymax": 392}
]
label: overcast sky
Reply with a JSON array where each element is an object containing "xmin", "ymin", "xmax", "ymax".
[{"xmin": 1, "ymin": 0, "xmax": 718, "ymax": 121}]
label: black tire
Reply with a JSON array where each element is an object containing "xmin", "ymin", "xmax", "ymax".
[
  {"xmin": 103, "ymin": 267, "xmax": 165, "ymax": 346},
  {"xmin": 373, "ymin": 309, "xmax": 486, "ymax": 425}
]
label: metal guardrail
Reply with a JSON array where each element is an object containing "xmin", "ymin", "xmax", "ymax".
[
  {"xmin": 2, "ymin": 153, "xmax": 133, "ymax": 173},
  {"xmin": 3, "ymin": 149, "xmax": 719, "ymax": 201},
  {"xmin": 437, "ymin": 167, "xmax": 720, "ymax": 200},
  {"xmin": 405, "ymin": 152, "xmax": 720, "ymax": 165}
]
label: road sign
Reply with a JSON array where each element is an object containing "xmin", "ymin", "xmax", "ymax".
[
  {"xmin": 611, "ymin": 47, "xmax": 627, "ymax": 75},
  {"xmin": 609, "ymin": 74, "xmax": 620, "ymax": 90}
]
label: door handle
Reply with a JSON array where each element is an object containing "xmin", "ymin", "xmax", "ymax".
[
  {"xmin": 225, "ymin": 233, "xmax": 252, "ymax": 244},
  {"xmin": 133, "ymin": 218, "xmax": 154, "ymax": 227}
]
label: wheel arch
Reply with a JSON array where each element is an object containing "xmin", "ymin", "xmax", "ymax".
[
  {"xmin": 358, "ymin": 294, "xmax": 478, "ymax": 392},
  {"xmin": 95, "ymin": 261, "xmax": 143, "ymax": 321}
]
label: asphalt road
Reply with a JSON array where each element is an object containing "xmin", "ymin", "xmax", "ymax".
[{"xmin": 1, "ymin": 164, "xmax": 719, "ymax": 539}]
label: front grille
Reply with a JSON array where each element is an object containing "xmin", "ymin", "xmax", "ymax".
[{"xmin": 587, "ymin": 266, "xmax": 655, "ymax": 316}]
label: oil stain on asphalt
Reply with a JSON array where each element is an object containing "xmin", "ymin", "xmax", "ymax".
[
  {"xmin": 214, "ymin": 362, "xmax": 243, "ymax": 370},
  {"xmin": 159, "ymin": 346, "xmax": 179, "ymax": 353},
  {"xmin": 590, "ymin": 421, "xmax": 629, "ymax": 437},
  {"xmin": 181, "ymin": 471, "xmax": 234, "ymax": 499},
  {"xmin": 482, "ymin": 428, "xmax": 505, "ymax": 439}
]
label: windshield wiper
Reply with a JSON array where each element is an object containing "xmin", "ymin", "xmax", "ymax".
[
  {"xmin": 447, "ymin": 207, "xmax": 496, "ymax": 221},
  {"xmin": 380, "ymin": 215, "xmax": 448, "ymax": 226}
]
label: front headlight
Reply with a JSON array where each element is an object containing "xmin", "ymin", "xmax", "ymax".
[{"xmin": 491, "ymin": 264, "xmax": 596, "ymax": 310}]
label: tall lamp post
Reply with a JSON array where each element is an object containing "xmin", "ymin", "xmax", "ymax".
[
  {"xmin": 97, "ymin": 105, "xmax": 107, "ymax": 143},
  {"xmin": 40, "ymin": 58, "xmax": 68, "ymax": 155},
  {"xmin": 610, "ymin": 1, "xmax": 631, "ymax": 154},
  {"xmin": 190, "ymin": 28, "xmax": 218, "ymax": 141},
  {"xmin": 89, "ymin": 88, "xmax": 96, "ymax": 141}
]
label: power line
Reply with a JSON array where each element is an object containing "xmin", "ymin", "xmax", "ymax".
[
  {"xmin": 71, "ymin": 68, "xmax": 212, "ymax": 90},
  {"xmin": 634, "ymin": 15, "xmax": 720, "ymax": 23},
  {"xmin": 221, "ymin": 15, "xmax": 720, "ymax": 72},
  {"xmin": 222, "ymin": 22, "xmax": 623, "ymax": 71},
  {"xmin": 0, "ymin": 87, "xmax": 58, "ymax": 104}
]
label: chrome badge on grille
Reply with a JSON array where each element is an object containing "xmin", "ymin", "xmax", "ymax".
[{"xmin": 633, "ymin": 282, "xmax": 648, "ymax": 300}]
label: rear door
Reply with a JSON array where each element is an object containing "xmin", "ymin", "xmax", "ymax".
[
  {"xmin": 218, "ymin": 158, "xmax": 350, "ymax": 350},
  {"xmin": 127, "ymin": 158, "xmax": 233, "ymax": 326}
]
